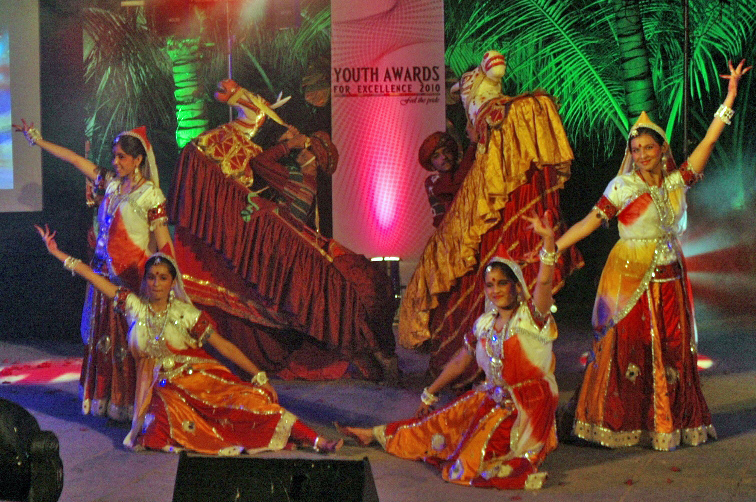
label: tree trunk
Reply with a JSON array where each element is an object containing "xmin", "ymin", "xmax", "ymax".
[
  {"xmin": 166, "ymin": 37, "xmax": 209, "ymax": 148},
  {"xmin": 612, "ymin": 0, "xmax": 658, "ymax": 128}
]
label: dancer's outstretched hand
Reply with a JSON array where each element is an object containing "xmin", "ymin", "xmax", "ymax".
[
  {"xmin": 12, "ymin": 118, "xmax": 41, "ymax": 146},
  {"xmin": 721, "ymin": 59, "xmax": 752, "ymax": 95},
  {"xmin": 523, "ymin": 210, "xmax": 555, "ymax": 241},
  {"xmin": 34, "ymin": 224, "xmax": 60, "ymax": 256}
]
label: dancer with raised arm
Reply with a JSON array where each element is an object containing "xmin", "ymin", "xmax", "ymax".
[
  {"xmin": 15, "ymin": 121, "xmax": 174, "ymax": 421},
  {"xmin": 337, "ymin": 212, "xmax": 559, "ymax": 489},
  {"xmin": 35, "ymin": 225, "xmax": 342, "ymax": 455},
  {"xmin": 555, "ymin": 60, "xmax": 750, "ymax": 450}
]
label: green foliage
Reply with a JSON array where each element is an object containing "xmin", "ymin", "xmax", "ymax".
[
  {"xmin": 82, "ymin": 8, "xmax": 176, "ymax": 169},
  {"xmin": 443, "ymin": 0, "xmax": 756, "ymax": 162},
  {"xmin": 82, "ymin": 3, "xmax": 332, "ymax": 170}
]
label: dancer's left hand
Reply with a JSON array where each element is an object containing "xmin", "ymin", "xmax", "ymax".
[
  {"xmin": 34, "ymin": 224, "xmax": 60, "ymax": 255},
  {"xmin": 721, "ymin": 59, "xmax": 752, "ymax": 95},
  {"xmin": 523, "ymin": 210, "xmax": 555, "ymax": 241}
]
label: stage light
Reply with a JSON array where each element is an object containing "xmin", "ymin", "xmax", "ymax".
[{"xmin": 697, "ymin": 354, "xmax": 713, "ymax": 371}]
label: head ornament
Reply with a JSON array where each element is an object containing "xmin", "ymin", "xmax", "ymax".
[
  {"xmin": 116, "ymin": 126, "xmax": 160, "ymax": 188},
  {"xmin": 417, "ymin": 131, "xmax": 459, "ymax": 171},
  {"xmin": 617, "ymin": 112, "xmax": 676, "ymax": 176},
  {"xmin": 309, "ymin": 131, "xmax": 339, "ymax": 175},
  {"xmin": 141, "ymin": 253, "xmax": 192, "ymax": 305},
  {"xmin": 483, "ymin": 244, "xmax": 530, "ymax": 312}
]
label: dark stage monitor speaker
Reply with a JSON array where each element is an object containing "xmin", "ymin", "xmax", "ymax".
[
  {"xmin": 0, "ymin": 398, "xmax": 63, "ymax": 502},
  {"xmin": 172, "ymin": 451, "xmax": 379, "ymax": 502}
]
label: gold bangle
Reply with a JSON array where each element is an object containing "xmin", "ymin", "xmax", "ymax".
[
  {"xmin": 420, "ymin": 387, "xmax": 439, "ymax": 406},
  {"xmin": 251, "ymin": 371, "xmax": 268, "ymax": 386},
  {"xmin": 63, "ymin": 256, "xmax": 81, "ymax": 276},
  {"xmin": 539, "ymin": 246, "xmax": 558, "ymax": 266},
  {"xmin": 25, "ymin": 127, "xmax": 42, "ymax": 146}
]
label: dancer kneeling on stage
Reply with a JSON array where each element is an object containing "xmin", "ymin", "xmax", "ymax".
[
  {"xmin": 35, "ymin": 225, "xmax": 342, "ymax": 456},
  {"xmin": 337, "ymin": 212, "xmax": 559, "ymax": 489}
]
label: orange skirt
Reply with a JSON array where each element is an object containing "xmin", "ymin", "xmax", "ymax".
[
  {"xmin": 382, "ymin": 389, "xmax": 554, "ymax": 489},
  {"xmin": 137, "ymin": 361, "xmax": 296, "ymax": 455}
]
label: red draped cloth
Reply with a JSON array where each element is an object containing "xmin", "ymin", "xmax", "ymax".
[{"xmin": 169, "ymin": 142, "xmax": 395, "ymax": 380}]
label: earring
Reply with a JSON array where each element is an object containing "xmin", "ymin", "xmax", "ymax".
[{"xmin": 169, "ymin": 290, "xmax": 175, "ymax": 302}]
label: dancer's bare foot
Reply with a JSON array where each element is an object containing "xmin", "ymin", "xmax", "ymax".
[
  {"xmin": 314, "ymin": 436, "xmax": 344, "ymax": 453},
  {"xmin": 334, "ymin": 422, "xmax": 375, "ymax": 446}
]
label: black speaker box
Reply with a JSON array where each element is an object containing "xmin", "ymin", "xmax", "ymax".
[
  {"xmin": 172, "ymin": 451, "xmax": 379, "ymax": 502},
  {"xmin": 0, "ymin": 398, "xmax": 63, "ymax": 502}
]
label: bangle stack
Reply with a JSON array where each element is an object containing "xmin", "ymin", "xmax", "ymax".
[
  {"xmin": 250, "ymin": 371, "xmax": 268, "ymax": 386},
  {"xmin": 714, "ymin": 104, "xmax": 734, "ymax": 125},
  {"xmin": 63, "ymin": 256, "xmax": 81, "ymax": 276},
  {"xmin": 539, "ymin": 246, "xmax": 559, "ymax": 266},
  {"xmin": 420, "ymin": 387, "xmax": 439, "ymax": 406},
  {"xmin": 24, "ymin": 127, "xmax": 42, "ymax": 146}
]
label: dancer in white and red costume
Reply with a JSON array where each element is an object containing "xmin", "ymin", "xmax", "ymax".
[
  {"xmin": 338, "ymin": 212, "xmax": 560, "ymax": 489},
  {"xmin": 15, "ymin": 121, "xmax": 174, "ymax": 420}
]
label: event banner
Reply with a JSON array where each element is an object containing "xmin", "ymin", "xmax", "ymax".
[{"xmin": 331, "ymin": 0, "xmax": 445, "ymax": 260}]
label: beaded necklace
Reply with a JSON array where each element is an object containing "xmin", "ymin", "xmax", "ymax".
[
  {"xmin": 144, "ymin": 301, "xmax": 171, "ymax": 358},
  {"xmin": 484, "ymin": 311, "xmax": 514, "ymax": 386},
  {"xmin": 105, "ymin": 177, "xmax": 146, "ymax": 218}
]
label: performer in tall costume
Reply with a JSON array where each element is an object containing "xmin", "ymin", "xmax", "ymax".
[
  {"xmin": 15, "ymin": 121, "xmax": 174, "ymax": 421},
  {"xmin": 171, "ymin": 80, "xmax": 397, "ymax": 382},
  {"xmin": 35, "ymin": 225, "xmax": 342, "ymax": 455},
  {"xmin": 251, "ymin": 126, "xmax": 338, "ymax": 229},
  {"xmin": 556, "ymin": 60, "xmax": 750, "ymax": 450},
  {"xmin": 398, "ymin": 51, "xmax": 582, "ymax": 379},
  {"xmin": 337, "ymin": 212, "xmax": 560, "ymax": 489}
]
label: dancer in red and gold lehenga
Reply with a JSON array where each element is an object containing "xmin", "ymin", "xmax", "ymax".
[
  {"xmin": 15, "ymin": 122, "xmax": 174, "ymax": 421},
  {"xmin": 338, "ymin": 212, "xmax": 559, "ymax": 489},
  {"xmin": 556, "ymin": 59, "xmax": 750, "ymax": 450},
  {"xmin": 35, "ymin": 226, "xmax": 342, "ymax": 455}
]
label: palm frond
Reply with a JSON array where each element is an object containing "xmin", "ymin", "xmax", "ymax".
[
  {"xmin": 649, "ymin": 0, "xmax": 755, "ymax": 141},
  {"xmin": 445, "ymin": 0, "xmax": 628, "ymax": 153},
  {"xmin": 82, "ymin": 8, "xmax": 176, "ymax": 166}
]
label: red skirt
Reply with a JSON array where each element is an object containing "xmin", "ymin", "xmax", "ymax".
[
  {"xmin": 574, "ymin": 263, "xmax": 715, "ymax": 450},
  {"xmin": 80, "ymin": 284, "xmax": 136, "ymax": 421}
]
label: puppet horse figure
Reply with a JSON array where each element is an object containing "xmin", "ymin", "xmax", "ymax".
[{"xmin": 195, "ymin": 79, "xmax": 291, "ymax": 185}]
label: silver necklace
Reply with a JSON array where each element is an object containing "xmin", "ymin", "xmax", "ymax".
[
  {"xmin": 485, "ymin": 313, "xmax": 512, "ymax": 385},
  {"xmin": 145, "ymin": 302, "xmax": 171, "ymax": 357}
]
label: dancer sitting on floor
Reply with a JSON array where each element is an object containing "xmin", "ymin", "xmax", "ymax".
[
  {"xmin": 35, "ymin": 225, "xmax": 342, "ymax": 455},
  {"xmin": 337, "ymin": 211, "xmax": 560, "ymax": 490}
]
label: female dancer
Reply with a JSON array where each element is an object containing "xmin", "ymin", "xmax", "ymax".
[
  {"xmin": 35, "ymin": 225, "xmax": 342, "ymax": 454},
  {"xmin": 16, "ymin": 121, "xmax": 173, "ymax": 421},
  {"xmin": 555, "ymin": 59, "xmax": 750, "ymax": 450},
  {"xmin": 337, "ymin": 212, "xmax": 559, "ymax": 489}
]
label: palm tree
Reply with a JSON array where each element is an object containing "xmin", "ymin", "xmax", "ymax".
[
  {"xmin": 82, "ymin": 8, "xmax": 176, "ymax": 168},
  {"xmin": 82, "ymin": 2, "xmax": 332, "ymax": 169},
  {"xmin": 444, "ymin": 0, "xmax": 755, "ymax": 157}
]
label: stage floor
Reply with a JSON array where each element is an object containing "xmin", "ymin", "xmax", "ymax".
[{"xmin": 1, "ymin": 305, "xmax": 755, "ymax": 502}]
